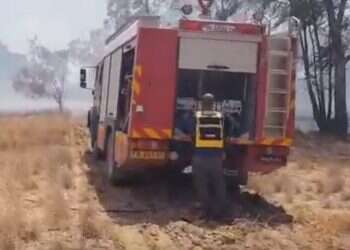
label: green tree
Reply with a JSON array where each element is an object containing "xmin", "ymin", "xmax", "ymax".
[
  {"xmin": 106, "ymin": 0, "xmax": 152, "ymax": 30},
  {"xmin": 214, "ymin": 0, "xmax": 243, "ymax": 20},
  {"xmin": 12, "ymin": 38, "xmax": 69, "ymax": 112},
  {"xmin": 68, "ymin": 28, "xmax": 106, "ymax": 65},
  {"xmin": 249, "ymin": 0, "xmax": 349, "ymax": 135},
  {"xmin": 322, "ymin": 0, "xmax": 349, "ymax": 136}
]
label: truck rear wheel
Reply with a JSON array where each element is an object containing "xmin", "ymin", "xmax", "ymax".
[{"xmin": 106, "ymin": 135, "xmax": 128, "ymax": 185}]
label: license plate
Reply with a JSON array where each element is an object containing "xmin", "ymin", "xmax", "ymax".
[
  {"xmin": 130, "ymin": 151, "xmax": 166, "ymax": 160},
  {"xmin": 260, "ymin": 155, "xmax": 284, "ymax": 163}
]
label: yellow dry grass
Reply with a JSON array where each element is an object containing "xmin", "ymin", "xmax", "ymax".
[
  {"xmin": 0, "ymin": 114, "xmax": 73, "ymax": 249},
  {"xmin": 79, "ymin": 203, "xmax": 103, "ymax": 240},
  {"xmin": 0, "ymin": 114, "xmax": 70, "ymax": 150},
  {"xmin": 0, "ymin": 113, "xmax": 349, "ymax": 250}
]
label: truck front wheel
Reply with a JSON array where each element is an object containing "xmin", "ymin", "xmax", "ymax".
[{"xmin": 92, "ymin": 141, "xmax": 102, "ymax": 160}]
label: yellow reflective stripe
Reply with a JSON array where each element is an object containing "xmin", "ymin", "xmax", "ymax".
[
  {"xmin": 133, "ymin": 79, "xmax": 141, "ymax": 96},
  {"xmin": 132, "ymin": 65, "xmax": 142, "ymax": 97},
  {"xmin": 260, "ymin": 138, "xmax": 293, "ymax": 146},
  {"xmin": 281, "ymin": 138, "xmax": 293, "ymax": 146},
  {"xmin": 260, "ymin": 138, "xmax": 275, "ymax": 145},
  {"xmin": 135, "ymin": 65, "xmax": 142, "ymax": 76},
  {"xmin": 162, "ymin": 129, "xmax": 172, "ymax": 138},
  {"xmin": 236, "ymin": 139, "xmax": 254, "ymax": 145},
  {"xmin": 132, "ymin": 130, "xmax": 142, "ymax": 138},
  {"xmin": 143, "ymin": 128, "xmax": 162, "ymax": 139}
]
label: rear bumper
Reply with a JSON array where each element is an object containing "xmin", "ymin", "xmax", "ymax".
[
  {"xmin": 228, "ymin": 137, "xmax": 293, "ymax": 147},
  {"xmin": 170, "ymin": 136, "xmax": 293, "ymax": 147},
  {"xmin": 119, "ymin": 139, "xmax": 290, "ymax": 175},
  {"xmin": 167, "ymin": 141, "xmax": 289, "ymax": 174}
]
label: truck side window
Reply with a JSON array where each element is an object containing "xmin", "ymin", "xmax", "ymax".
[
  {"xmin": 95, "ymin": 63, "xmax": 103, "ymax": 108},
  {"xmin": 117, "ymin": 49, "xmax": 135, "ymax": 132}
]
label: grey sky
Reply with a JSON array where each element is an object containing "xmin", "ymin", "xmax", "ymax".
[{"xmin": 0, "ymin": 0, "xmax": 106, "ymax": 54}]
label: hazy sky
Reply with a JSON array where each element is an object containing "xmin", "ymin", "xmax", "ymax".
[
  {"xmin": 0, "ymin": 0, "xmax": 106, "ymax": 53},
  {"xmin": 0, "ymin": 0, "xmax": 107, "ymax": 112},
  {"xmin": 0, "ymin": 1, "xmax": 348, "ymax": 124}
]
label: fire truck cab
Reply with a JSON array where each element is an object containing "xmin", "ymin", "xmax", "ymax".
[{"xmin": 80, "ymin": 16, "xmax": 298, "ymax": 185}]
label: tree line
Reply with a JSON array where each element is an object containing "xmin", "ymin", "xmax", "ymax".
[
  {"xmin": 12, "ymin": 0, "xmax": 349, "ymax": 136},
  {"xmin": 254, "ymin": 0, "xmax": 349, "ymax": 136}
]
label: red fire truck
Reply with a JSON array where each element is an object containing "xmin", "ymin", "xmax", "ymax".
[{"xmin": 80, "ymin": 16, "xmax": 298, "ymax": 186}]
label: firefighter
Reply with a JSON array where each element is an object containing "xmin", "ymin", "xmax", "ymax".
[{"xmin": 192, "ymin": 93, "xmax": 227, "ymax": 219}]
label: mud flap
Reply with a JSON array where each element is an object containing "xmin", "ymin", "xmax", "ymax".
[{"xmin": 107, "ymin": 135, "xmax": 129, "ymax": 185}]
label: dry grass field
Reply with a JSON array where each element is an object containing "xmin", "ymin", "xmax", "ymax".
[
  {"xmin": 0, "ymin": 114, "xmax": 349, "ymax": 250},
  {"xmin": 0, "ymin": 114, "xmax": 115, "ymax": 250}
]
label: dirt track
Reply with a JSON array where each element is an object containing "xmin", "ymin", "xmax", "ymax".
[
  {"xmin": 0, "ymin": 116, "xmax": 349, "ymax": 250},
  {"xmin": 72, "ymin": 124, "xmax": 350, "ymax": 250}
]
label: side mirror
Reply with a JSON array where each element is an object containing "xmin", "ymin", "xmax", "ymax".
[{"xmin": 80, "ymin": 69, "xmax": 87, "ymax": 88}]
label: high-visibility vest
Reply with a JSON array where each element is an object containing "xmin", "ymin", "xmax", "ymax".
[{"xmin": 194, "ymin": 111, "xmax": 224, "ymax": 149}]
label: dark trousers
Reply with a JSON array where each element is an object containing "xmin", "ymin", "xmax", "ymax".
[{"xmin": 192, "ymin": 150, "xmax": 227, "ymax": 217}]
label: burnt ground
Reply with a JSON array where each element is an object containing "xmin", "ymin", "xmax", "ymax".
[
  {"xmin": 83, "ymin": 151, "xmax": 292, "ymax": 226},
  {"xmin": 74, "ymin": 124, "xmax": 350, "ymax": 250}
]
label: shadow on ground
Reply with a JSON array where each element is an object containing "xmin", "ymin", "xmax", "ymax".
[{"xmin": 83, "ymin": 151, "xmax": 293, "ymax": 227}]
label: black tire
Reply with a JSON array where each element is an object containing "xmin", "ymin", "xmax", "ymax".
[
  {"xmin": 91, "ymin": 141, "xmax": 102, "ymax": 160},
  {"xmin": 106, "ymin": 134, "xmax": 128, "ymax": 185}
]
